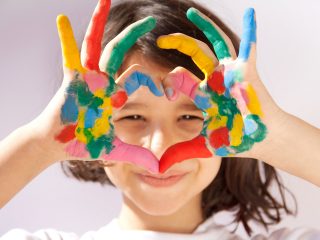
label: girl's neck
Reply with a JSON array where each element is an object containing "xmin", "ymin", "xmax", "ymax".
[{"xmin": 117, "ymin": 193, "xmax": 204, "ymax": 234}]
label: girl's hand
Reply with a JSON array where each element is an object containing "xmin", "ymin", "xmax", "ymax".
[
  {"xmin": 157, "ymin": 8, "xmax": 287, "ymax": 157},
  {"xmin": 29, "ymin": 0, "xmax": 157, "ymax": 162}
]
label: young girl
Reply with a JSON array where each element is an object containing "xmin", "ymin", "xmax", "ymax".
[{"xmin": 1, "ymin": 0, "xmax": 320, "ymax": 239}]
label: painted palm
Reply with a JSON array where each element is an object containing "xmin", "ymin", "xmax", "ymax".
[
  {"xmin": 157, "ymin": 8, "xmax": 267, "ymax": 157},
  {"xmin": 54, "ymin": 0, "xmax": 157, "ymax": 159}
]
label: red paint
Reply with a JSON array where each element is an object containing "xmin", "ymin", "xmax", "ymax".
[
  {"xmin": 159, "ymin": 136, "xmax": 212, "ymax": 173},
  {"xmin": 209, "ymin": 127, "xmax": 230, "ymax": 149},
  {"xmin": 55, "ymin": 124, "xmax": 77, "ymax": 143},
  {"xmin": 83, "ymin": 0, "xmax": 111, "ymax": 71},
  {"xmin": 208, "ymin": 70, "xmax": 225, "ymax": 94},
  {"xmin": 111, "ymin": 90, "xmax": 128, "ymax": 108}
]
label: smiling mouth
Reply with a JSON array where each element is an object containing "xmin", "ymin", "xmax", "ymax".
[{"xmin": 136, "ymin": 171, "xmax": 189, "ymax": 187}]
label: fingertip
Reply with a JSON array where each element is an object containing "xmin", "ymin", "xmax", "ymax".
[
  {"xmin": 186, "ymin": 7, "xmax": 198, "ymax": 21},
  {"xmin": 143, "ymin": 16, "xmax": 157, "ymax": 30},
  {"xmin": 56, "ymin": 14, "xmax": 70, "ymax": 27},
  {"xmin": 243, "ymin": 7, "xmax": 257, "ymax": 36},
  {"xmin": 156, "ymin": 36, "xmax": 168, "ymax": 48}
]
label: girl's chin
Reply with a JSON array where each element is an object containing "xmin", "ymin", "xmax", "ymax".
[{"xmin": 133, "ymin": 198, "xmax": 188, "ymax": 216}]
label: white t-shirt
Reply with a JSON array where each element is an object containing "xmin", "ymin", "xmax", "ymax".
[{"xmin": 1, "ymin": 216, "xmax": 320, "ymax": 240}]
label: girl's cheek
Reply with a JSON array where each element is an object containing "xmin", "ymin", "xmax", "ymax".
[{"xmin": 197, "ymin": 156, "xmax": 222, "ymax": 187}]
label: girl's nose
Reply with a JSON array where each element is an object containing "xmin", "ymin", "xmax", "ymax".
[{"xmin": 142, "ymin": 126, "xmax": 178, "ymax": 160}]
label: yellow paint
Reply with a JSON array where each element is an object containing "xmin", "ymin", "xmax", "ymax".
[
  {"xmin": 94, "ymin": 89, "xmax": 105, "ymax": 98},
  {"xmin": 157, "ymin": 35, "xmax": 214, "ymax": 78},
  {"xmin": 229, "ymin": 113, "xmax": 244, "ymax": 146},
  {"xmin": 57, "ymin": 15, "xmax": 85, "ymax": 73},
  {"xmin": 245, "ymin": 83, "xmax": 263, "ymax": 117},
  {"xmin": 75, "ymin": 109, "xmax": 87, "ymax": 143},
  {"xmin": 206, "ymin": 103, "xmax": 228, "ymax": 131},
  {"xmin": 101, "ymin": 96, "xmax": 112, "ymax": 109},
  {"xmin": 91, "ymin": 109, "xmax": 111, "ymax": 138}
]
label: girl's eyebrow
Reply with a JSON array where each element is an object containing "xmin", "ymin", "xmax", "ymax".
[
  {"xmin": 119, "ymin": 101, "xmax": 200, "ymax": 111},
  {"xmin": 120, "ymin": 102, "xmax": 149, "ymax": 110},
  {"xmin": 177, "ymin": 102, "xmax": 201, "ymax": 111}
]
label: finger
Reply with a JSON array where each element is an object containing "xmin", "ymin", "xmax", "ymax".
[
  {"xmin": 81, "ymin": 0, "xmax": 111, "ymax": 71},
  {"xmin": 163, "ymin": 67, "xmax": 211, "ymax": 111},
  {"xmin": 116, "ymin": 64, "xmax": 164, "ymax": 97},
  {"xmin": 186, "ymin": 8, "xmax": 237, "ymax": 61},
  {"xmin": 157, "ymin": 33, "xmax": 218, "ymax": 79},
  {"xmin": 56, "ymin": 15, "xmax": 85, "ymax": 73},
  {"xmin": 99, "ymin": 16, "xmax": 157, "ymax": 77},
  {"xmin": 238, "ymin": 8, "xmax": 257, "ymax": 61}
]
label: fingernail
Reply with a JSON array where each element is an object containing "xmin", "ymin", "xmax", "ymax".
[{"xmin": 165, "ymin": 87, "xmax": 174, "ymax": 98}]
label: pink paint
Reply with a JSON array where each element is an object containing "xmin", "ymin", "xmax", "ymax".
[
  {"xmin": 65, "ymin": 139, "xmax": 89, "ymax": 158},
  {"xmin": 84, "ymin": 71, "xmax": 108, "ymax": 92},
  {"xmin": 168, "ymin": 71, "xmax": 199, "ymax": 100},
  {"xmin": 240, "ymin": 82, "xmax": 250, "ymax": 105},
  {"xmin": 230, "ymin": 82, "xmax": 249, "ymax": 115},
  {"xmin": 101, "ymin": 137, "xmax": 159, "ymax": 173}
]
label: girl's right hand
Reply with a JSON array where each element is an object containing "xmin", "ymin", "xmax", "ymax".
[{"xmin": 28, "ymin": 0, "xmax": 157, "ymax": 163}]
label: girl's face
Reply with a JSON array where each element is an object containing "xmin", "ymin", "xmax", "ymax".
[{"xmin": 104, "ymin": 52, "xmax": 222, "ymax": 216}]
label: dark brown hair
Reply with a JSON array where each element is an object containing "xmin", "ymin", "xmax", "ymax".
[{"xmin": 61, "ymin": 0, "xmax": 297, "ymax": 236}]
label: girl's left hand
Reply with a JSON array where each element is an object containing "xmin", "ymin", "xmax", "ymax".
[{"xmin": 157, "ymin": 7, "xmax": 289, "ymax": 158}]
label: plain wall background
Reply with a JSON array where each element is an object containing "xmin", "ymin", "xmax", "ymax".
[{"xmin": 0, "ymin": 0, "xmax": 319, "ymax": 238}]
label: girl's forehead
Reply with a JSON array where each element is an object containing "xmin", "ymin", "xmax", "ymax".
[{"xmin": 118, "ymin": 52, "xmax": 172, "ymax": 79}]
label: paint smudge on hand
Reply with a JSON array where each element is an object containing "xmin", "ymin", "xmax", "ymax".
[
  {"xmin": 54, "ymin": 0, "xmax": 158, "ymax": 160},
  {"xmin": 157, "ymin": 7, "xmax": 268, "ymax": 157}
]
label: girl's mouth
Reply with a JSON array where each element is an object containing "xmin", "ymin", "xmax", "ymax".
[{"xmin": 136, "ymin": 172, "xmax": 189, "ymax": 187}]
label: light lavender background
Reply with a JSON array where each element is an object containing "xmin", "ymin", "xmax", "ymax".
[{"xmin": 0, "ymin": 0, "xmax": 319, "ymax": 238}]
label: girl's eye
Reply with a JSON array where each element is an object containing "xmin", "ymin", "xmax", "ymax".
[
  {"xmin": 122, "ymin": 115, "xmax": 145, "ymax": 121},
  {"xmin": 179, "ymin": 115, "xmax": 203, "ymax": 121},
  {"xmin": 120, "ymin": 115, "xmax": 203, "ymax": 121}
]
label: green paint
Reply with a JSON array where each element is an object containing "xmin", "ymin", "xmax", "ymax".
[
  {"xmin": 186, "ymin": 8, "xmax": 231, "ymax": 60},
  {"xmin": 83, "ymin": 128, "xmax": 94, "ymax": 142},
  {"xmin": 106, "ymin": 16, "xmax": 157, "ymax": 76},
  {"xmin": 68, "ymin": 80, "xmax": 94, "ymax": 106},
  {"xmin": 88, "ymin": 97, "xmax": 104, "ymax": 113},
  {"xmin": 201, "ymin": 116, "xmax": 211, "ymax": 137},
  {"xmin": 233, "ymin": 70, "xmax": 243, "ymax": 83},
  {"xmin": 86, "ymin": 130, "xmax": 115, "ymax": 158},
  {"xmin": 105, "ymin": 76, "xmax": 116, "ymax": 97},
  {"xmin": 208, "ymin": 90, "xmax": 240, "ymax": 129},
  {"xmin": 245, "ymin": 114, "xmax": 267, "ymax": 142},
  {"xmin": 231, "ymin": 135, "xmax": 254, "ymax": 153}
]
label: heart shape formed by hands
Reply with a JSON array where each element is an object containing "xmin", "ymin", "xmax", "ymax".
[{"xmin": 55, "ymin": 0, "xmax": 267, "ymax": 174}]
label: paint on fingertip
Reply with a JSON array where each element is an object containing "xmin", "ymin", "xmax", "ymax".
[{"xmin": 238, "ymin": 7, "xmax": 257, "ymax": 60}]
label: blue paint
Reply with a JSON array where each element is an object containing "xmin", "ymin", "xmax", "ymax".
[
  {"xmin": 238, "ymin": 8, "xmax": 256, "ymax": 61},
  {"xmin": 224, "ymin": 71, "xmax": 235, "ymax": 89},
  {"xmin": 216, "ymin": 147, "xmax": 229, "ymax": 156},
  {"xmin": 224, "ymin": 88, "xmax": 231, "ymax": 98},
  {"xmin": 124, "ymin": 71, "xmax": 163, "ymax": 96},
  {"xmin": 244, "ymin": 116, "xmax": 258, "ymax": 135},
  {"xmin": 61, "ymin": 94, "xmax": 78, "ymax": 123},
  {"xmin": 194, "ymin": 95, "xmax": 211, "ymax": 110},
  {"xmin": 85, "ymin": 108, "xmax": 103, "ymax": 128}
]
